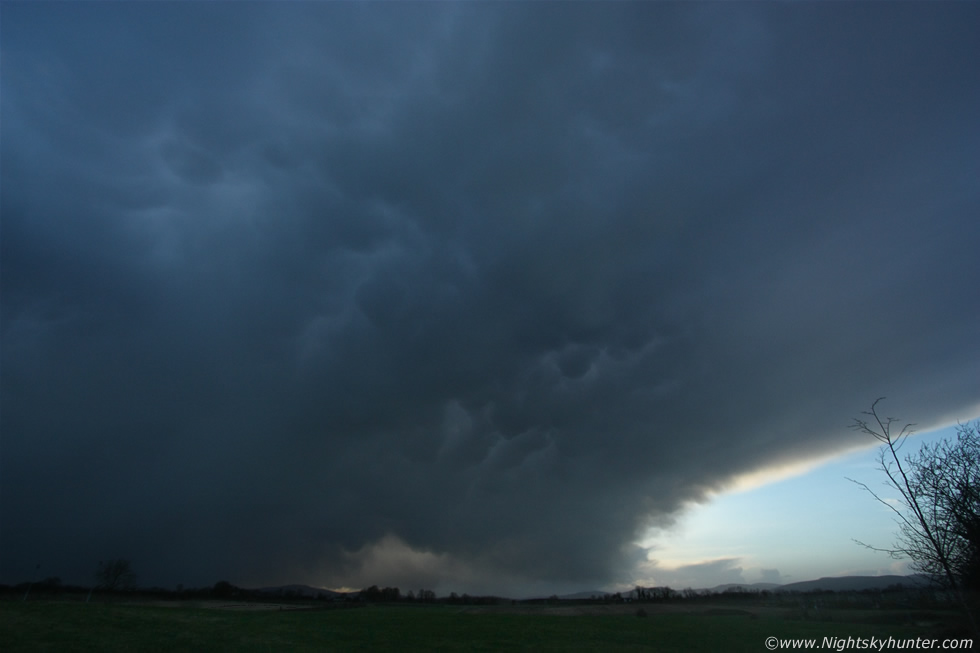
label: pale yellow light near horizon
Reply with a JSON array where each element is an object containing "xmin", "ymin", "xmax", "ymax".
[
  {"xmin": 639, "ymin": 442, "xmax": 876, "ymax": 548},
  {"xmin": 722, "ymin": 444, "xmax": 876, "ymax": 495},
  {"xmin": 636, "ymin": 416, "xmax": 980, "ymax": 582},
  {"xmin": 660, "ymin": 407, "xmax": 980, "ymax": 520}
]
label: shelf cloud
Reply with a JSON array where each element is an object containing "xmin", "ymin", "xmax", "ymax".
[{"xmin": 2, "ymin": 2, "xmax": 978, "ymax": 595}]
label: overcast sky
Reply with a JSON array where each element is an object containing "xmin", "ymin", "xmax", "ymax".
[{"xmin": 2, "ymin": 2, "xmax": 978, "ymax": 597}]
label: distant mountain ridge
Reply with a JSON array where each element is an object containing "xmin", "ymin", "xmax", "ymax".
[
  {"xmin": 707, "ymin": 582, "xmax": 782, "ymax": 593},
  {"xmin": 774, "ymin": 574, "xmax": 930, "ymax": 593}
]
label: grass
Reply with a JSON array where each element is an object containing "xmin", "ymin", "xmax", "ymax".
[{"xmin": 0, "ymin": 600, "xmax": 957, "ymax": 652}]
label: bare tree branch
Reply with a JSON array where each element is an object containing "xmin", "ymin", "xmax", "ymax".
[{"xmin": 851, "ymin": 400, "xmax": 978, "ymax": 637}]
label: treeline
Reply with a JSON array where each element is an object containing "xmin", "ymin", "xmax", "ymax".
[
  {"xmin": 3, "ymin": 577, "xmax": 954, "ymax": 609},
  {"xmin": 359, "ymin": 586, "xmax": 507, "ymax": 605},
  {"xmin": 0, "ymin": 578, "xmax": 502, "ymax": 605},
  {"xmin": 0, "ymin": 579, "xmax": 340, "ymax": 602},
  {"xmin": 359, "ymin": 586, "xmax": 436, "ymax": 602},
  {"xmin": 612, "ymin": 583, "xmax": 965, "ymax": 610}
]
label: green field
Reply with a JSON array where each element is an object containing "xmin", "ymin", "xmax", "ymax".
[{"xmin": 0, "ymin": 601, "xmax": 964, "ymax": 652}]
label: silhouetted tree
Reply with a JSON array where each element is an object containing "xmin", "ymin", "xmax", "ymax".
[
  {"xmin": 381, "ymin": 586, "xmax": 401, "ymax": 602},
  {"xmin": 95, "ymin": 559, "xmax": 136, "ymax": 592},
  {"xmin": 212, "ymin": 581, "xmax": 236, "ymax": 598},
  {"xmin": 361, "ymin": 585, "xmax": 382, "ymax": 602},
  {"xmin": 651, "ymin": 586, "xmax": 673, "ymax": 601},
  {"xmin": 909, "ymin": 422, "xmax": 980, "ymax": 592},
  {"xmin": 850, "ymin": 399, "xmax": 979, "ymax": 634},
  {"xmin": 41, "ymin": 577, "xmax": 62, "ymax": 589}
]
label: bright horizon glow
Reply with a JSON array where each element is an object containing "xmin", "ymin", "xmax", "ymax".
[{"xmin": 631, "ymin": 420, "xmax": 978, "ymax": 590}]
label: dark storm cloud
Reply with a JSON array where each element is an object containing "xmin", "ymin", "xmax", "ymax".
[{"xmin": 2, "ymin": 2, "xmax": 978, "ymax": 594}]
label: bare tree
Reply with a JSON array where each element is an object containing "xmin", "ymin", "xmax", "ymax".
[
  {"xmin": 95, "ymin": 558, "xmax": 136, "ymax": 592},
  {"xmin": 849, "ymin": 398, "xmax": 978, "ymax": 634},
  {"xmin": 905, "ymin": 422, "xmax": 980, "ymax": 591}
]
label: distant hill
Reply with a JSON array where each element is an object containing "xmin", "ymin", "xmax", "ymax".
[
  {"xmin": 709, "ymin": 582, "xmax": 782, "ymax": 593},
  {"xmin": 703, "ymin": 575, "xmax": 930, "ymax": 594},
  {"xmin": 775, "ymin": 575, "xmax": 930, "ymax": 593}
]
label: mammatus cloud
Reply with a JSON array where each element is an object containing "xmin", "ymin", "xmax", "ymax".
[{"xmin": 2, "ymin": 3, "xmax": 979, "ymax": 595}]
